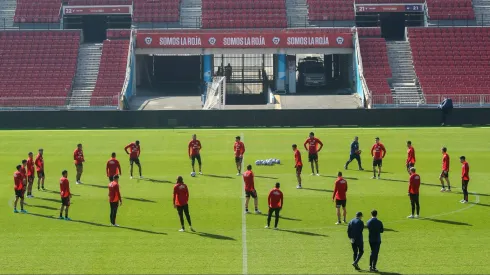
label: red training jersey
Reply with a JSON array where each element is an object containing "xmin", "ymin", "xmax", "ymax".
[
  {"xmin": 188, "ymin": 140, "xmax": 202, "ymax": 156},
  {"xmin": 124, "ymin": 143, "xmax": 140, "ymax": 158},
  {"xmin": 60, "ymin": 177, "xmax": 70, "ymax": 198},
  {"xmin": 406, "ymin": 147, "xmax": 416, "ymax": 164},
  {"xmin": 462, "ymin": 161, "xmax": 470, "ymax": 180},
  {"xmin": 268, "ymin": 188, "xmax": 283, "ymax": 208},
  {"xmin": 371, "ymin": 143, "xmax": 386, "ymax": 160},
  {"xmin": 14, "ymin": 171, "xmax": 23, "ymax": 191},
  {"xmin": 26, "ymin": 157, "xmax": 35, "ymax": 176},
  {"xmin": 234, "ymin": 141, "xmax": 245, "ymax": 157},
  {"xmin": 442, "ymin": 153, "xmax": 450, "ymax": 171},
  {"xmin": 294, "ymin": 149, "xmax": 303, "ymax": 167},
  {"xmin": 173, "ymin": 183, "xmax": 189, "ymax": 206},
  {"xmin": 108, "ymin": 181, "xmax": 121, "ymax": 202},
  {"xmin": 409, "ymin": 173, "xmax": 421, "ymax": 194},
  {"xmin": 73, "ymin": 148, "xmax": 84, "ymax": 164},
  {"xmin": 304, "ymin": 137, "xmax": 323, "ymax": 154},
  {"xmin": 333, "ymin": 177, "xmax": 348, "ymax": 200},
  {"xmin": 20, "ymin": 165, "xmax": 27, "ymax": 180},
  {"xmin": 106, "ymin": 158, "xmax": 121, "ymax": 177},
  {"xmin": 243, "ymin": 170, "xmax": 255, "ymax": 192},
  {"xmin": 35, "ymin": 153, "xmax": 44, "ymax": 171}
]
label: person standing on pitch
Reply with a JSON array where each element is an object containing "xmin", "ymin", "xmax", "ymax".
[
  {"xmin": 13, "ymin": 165, "xmax": 27, "ymax": 213},
  {"xmin": 173, "ymin": 176, "xmax": 194, "ymax": 232},
  {"xmin": 439, "ymin": 147, "xmax": 451, "ymax": 192},
  {"xmin": 188, "ymin": 134, "xmax": 203, "ymax": 175},
  {"xmin": 345, "ymin": 136, "xmax": 363, "ymax": 170},
  {"xmin": 108, "ymin": 175, "xmax": 122, "ymax": 226},
  {"xmin": 303, "ymin": 132, "xmax": 323, "ymax": 176},
  {"xmin": 243, "ymin": 165, "xmax": 261, "ymax": 214},
  {"xmin": 266, "ymin": 182, "xmax": 283, "ymax": 230},
  {"xmin": 367, "ymin": 210, "xmax": 384, "ymax": 272},
  {"xmin": 333, "ymin": 172, "xmax": 348, "ymax": 225},
  {"xmin": 292, "ymin": 144, "xmax": 303, "ymax": 189},
  {"xmin": 370, "ymin": 137, "xmax": 386, "ymax": 179},
  {"xmin": 347, "ymin": 212, "xmax": 364, "ymax": 270},
  {"xmin": 124, "ymin": 140, "xmax": 142, "ymax": 179},
  {"xmin": 234, "ymin": 136, "xmax": 245, "ymax": 176},
  {"xmin": 460, "ymin": 156, "xmax": 470, "ymax": 203},
  {"xmin": 406, "ymin": 141, "xmax": 416, "ymax": 175},
  {"xmin": 408, "ymin": 167, "xmax": 421, "ymax": 218},
  {"xmin": 59, "ymin": 170, "xmax": 72, "ymax": 221},
  {"xmin": 73, "ymin": 143, "xmax": 84, "ymax": 184},
  {"xmin": 35, "ymin": 148, "xmax": 45, "ymax": 191}
]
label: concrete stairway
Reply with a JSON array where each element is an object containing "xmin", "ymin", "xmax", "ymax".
[
  {"xmin": 68, "ymin": 43, "xmax": 103, "ymax": 107},
  {"xmin": 286, "ymin": 0, "xmax": 310, "ymax": 28},
  {"xmin": 473, "ymin": 0, "xmax": 490, "ymax": 25},
  {"xmin": 386, "ymin": 41, "xmax": 424, "ymax": 104},
  {"xmin": 180, "ymin": 0, "xmax": 202, "ymax": 28},
  {"xmin": 0, "ymin": 0, "xmax": 16, "ymax": 29}
]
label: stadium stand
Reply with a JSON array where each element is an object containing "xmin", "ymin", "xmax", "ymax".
[
  {"xmin": 409, "ymin": 27, "xmax": 490, "ymax": 104},
  {"xmin": 14, "ymin": 0, "xmax": 62, "ymax": 23},
  {"xmin": 90, "ymin": 39, "xmax": 130, "ymax": 106},
  {"xmin": 0, "ymin": 31, "xmax": 80, "ymax": 107},
  {"xmin": 67, "ymin": 0, "xmax": 132, "ymax": 4},
  {"xmin": 426, "ymin": 0, "xmax": 475, "ymax": 20},
  {"xmin": 359, "ymin": 37, "xmax": 393, "ymax": 103},
  {"xmin": 107, "ymin": 29, "xmax": 131, "ymax": 39},
  {"xmin": 202, "ymin": 0, "xmax": 287, "ymax": 28},
  {"xmin": 355, "ymin": 0, "xmax": 424, "ymax": 3},
  {"xmin": 357, "ymin": 27, "xmax": 381, "ymax": 37},
  {"xmin": 132, "ymin": 0, "xmax": 181, "ymax": 23},
  {"xmin": 307, "ymin": 0, "xmax": 355, "ymax": 21}
]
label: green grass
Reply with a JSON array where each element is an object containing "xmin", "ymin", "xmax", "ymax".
[{"xmin": 0, "ymin": 128, "xmax": 489, "ymax": 274}]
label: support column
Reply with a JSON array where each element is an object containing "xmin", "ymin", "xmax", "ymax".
[
  {"xmin": 275, "ymin": 51, "xmax": 286, "ymax": 91},
  {"xmin": 202, "ymin": 53, "xmax": 213, "ymax": 104},
  {"xmin": 287, "ymin": 55, "xmax": 297, "ymax": 94}
]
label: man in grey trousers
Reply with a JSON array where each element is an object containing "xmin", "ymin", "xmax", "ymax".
[
  {"xmin": 367, "ymin": 209, "xmax": 384, "ymax": 272},
  {"xmin": 347, "ymin": 211, "xmax": 364, "ymax": 270}
]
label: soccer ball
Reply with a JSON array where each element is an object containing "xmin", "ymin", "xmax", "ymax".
[
  {"xmin": 191, "ymin": 172, "xmax": 196, "ymax": 177},
  {"xmin": 255, "ymin": 160, "xmax": 261, "ymax": 165},
  {"xmin": 276, "ymin": 159, "xmax": 281, "ymax": 164}
]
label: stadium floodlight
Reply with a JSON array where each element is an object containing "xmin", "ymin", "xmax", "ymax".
[{"xmin": 203, "ymin": 76, "xmax": 226, "ymax": 110}]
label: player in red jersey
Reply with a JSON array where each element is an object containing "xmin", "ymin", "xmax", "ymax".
[
  {"xmin": 108, "ymin": 175, "xmax": 122, "ymax": 226},
  {"xmin": 106, "ymin": 152, "xmax": 122, "ymax": 182},
  {"xmin": 20, "ymin": 160, "xmax": 27, "ymax": 199},
  {"xmin": 407, "ymin": 167, "xmax": 421, "ymax": 219},
  {"xmin": 406, "ymin": 141, "xmax": 416, "ymax": 174},
  {"xmin": 124, "ymin": 140, "xmax": 142, "ymax": 179},
  {"xmin": 73, "ymin": 143, "xmax": 84, "ymax": 184},
  {"xmin": 370, "ymin": 137, "xmax": 386, "ymax": 179},
  {"xmin": 292, "ymin": 144, "xmax": 303, "ymax": 189},
  {"xmin": 26, "ymin": 152, "xmax": 35, "ymax": 198},
  {"xmin": 35, "ymin": 148, "xmax": 45, "ymax": 191},
  {"xmin": 303, "ymin": 132, "xmax": 323, "ymax": 176},
  {"xmin": 234, "ymin": 136, "xmax": 245, "ymax": 176},
  {"xmin": 460, "ymin": 156, "xmax": 470, "ymax": 203},
  {"xmin": 188, "ymin": 134, "xmax": 203, "ymax": 175},
  {"xmin": 173, "ymin": 176, "xmax": 194, "ymax": 232},
  {"xmin": 59, "ymin": 170, "xmax": 72, "ymax": 221},
  {"xmin": 332, "ymin": 172, "xmax": 348, "ymax": 225},
  {"xmin": 243, "ymin": 165, "xmax": 261, "ymax": 214},
  {"xmin": 266, "ymin": 182, "xmax": 283, "ymax": 230},
  {"xmin": 439, "ymin": 147, "xmax": 451, "ymax": 192},
  {"xmin": 13, "ymin": 165, "xmax": 27, "ymax": 213}
]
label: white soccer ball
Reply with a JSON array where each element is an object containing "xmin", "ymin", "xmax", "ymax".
[
  {"xmin": 277, "ymin": 159, "xmax": 281, "ymax": 164},
  {"xmin": 255, "ymin": 160, "xmax": 261, "ymax": 165},
  {"xmin": 190, "ymin": 172, "xmax": 196, "ymax": 177}
]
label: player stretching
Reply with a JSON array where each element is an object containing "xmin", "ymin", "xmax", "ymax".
[
  {"xmin": 266, "ymin": 183, "xmax": 283, "ymax": 230},
  {"xmin": 345, "ymin": 136, "xmax": 363, "ymax": 170},
  {"xmin": 304, "ymin": 132, "xmax": 323, "ymax": 176},
  {"xmin": 13, "ymin": 165, "xmax": 27, "ymax": 213},
  {"xmin": 460, "ymin": 156, "xmax": 470, "ymax": 203},
  {"xmin": 439, "ymin": 147, "xmax": 451, "ymax": 192},
  {"xmin": 292, "ymin": 144, "xmax": 303, "ymax": 189},
  {"xmin": 188, "ymin": 134, "xmax": 202, "ymax": 175},
  {"xmin": 173, "ymin": 176, "xmax": 194, "ymax": 232},
  {"xmin": 407, "ymin": 167, "xmax": 421, "ymax": 219},
  {"xmin": 59, "ymin": 170, "xmax": 72, "ymax": 221},
  {"xmin": 108, "ymin": 175, "xmax": 122, "ymax": 226},
  {"xmin": 35, "ymin": 149, "xmax": 45, "ymax": 190},
  {"xmin": 333, "ymin": 172, "xmax": 348, "ymax": 225},
  {"xmin": 26, "ymin": 152, "xmax": 35, "ymax": 198},
  {"xmin": 106, "ymin": 152, "xmax": 122, "ymax": 182},
  {"xmin": 234, "ymin": 136, "xmax": 245, "ymax": 176},
  {"xmin": 406, "ymin": 141, "xmax": 416, "ymax": 174},
  {"xmin": 74, "ymin": 144, "xmax": 84, "ymax": 184},
  {"xmin": 370, "ymin": 137, "xmax": 386, "ymax": 179},
  {"xmin": 243, "ymin": 165, "xmax": 261, "ymax": 214},
  {"xmin": 124, "ymin": 140, "xmax": 142, "ymax": 179}
]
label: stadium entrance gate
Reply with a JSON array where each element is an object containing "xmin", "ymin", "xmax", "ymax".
[{"xmin": 135, "ymin": 29, "xmax": 354, "ymax": 106}]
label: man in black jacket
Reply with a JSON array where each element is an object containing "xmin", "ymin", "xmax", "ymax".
[
  {"xmin": 439, "ymin": 97, "xmax": 453, "ymax": 126},
  {"xmin": 347, "ymin": 211, "xmax": 364, "ymax": 270},
  {"xmin": 367, "ymin": 210, "xmax": 384, "ymax": 272}
]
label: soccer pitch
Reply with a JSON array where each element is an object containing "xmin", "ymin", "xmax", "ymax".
[{"xmin": 0, "ymin": 127, "xmax": 489, "ymax": 274}]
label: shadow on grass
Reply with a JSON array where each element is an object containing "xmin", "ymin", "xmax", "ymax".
[
  {"xmin": 358, "ymin": 270, "xmax": 401, "ymax": 275},
  {"xmin": 472, "ymin": 202, "xmax": 490, "ymax": 208},
  {"xmin": 140, "ymin": 178, "xmax": 173, "ymax": 184},
  {"xmin": 82, "ymin": 184, "xmax": 107, "ymax": 189},
  {"xmin": 423, "ymin": 218, "xmax": 471, "ymax": 226},
  {"xmin": 321, "ymin": 175, "xmax": 358, "ymax": 180},
  {"xmin": 383, "ymin": 227, "xmax": 398, "ymax": 232},
  {"xmin": 456, "ymin": 191, "xmax": 490, "ymax": 197},
  {"xmin": 34, "ymin": 197, "xmax": 62, "ymax": 204},
  {"xmin": 301, "ymin": 187, "xmax": 333, "ymax": 193},
  {"xmin": 381, "ymin": 178, "xmax": 441, "ymax": 188},
  {"xmin": 126, "ymin": 197, "xmax": 157, "ymax": 203},
  {"xmin": 278, "ymin": 229, "xmax": 328, "ymax": 237},
  {"xmin": 25, "ymin": 204, "xmax": 58, "ymax": 211},
  {"xmin": 359, "ymin": 170, "xmax": 393, "ymax": 174},
  {"xmin": 255, "ymin": 175, "xmax": 279, "ymax": 180},
  {"xmin": 189, "ymin": 231, "xmax": 236, "ymax": 241},
  {"xmin": 203, "ymin": 174, "xmax": 234, "ymax": 180},
  {"xmin": 257, "ymin": 213, "xmax": 302, "ymax": 221},
  {"xmin": 44, "ymin": 190, "xmax": 80, "ymax": 197}
]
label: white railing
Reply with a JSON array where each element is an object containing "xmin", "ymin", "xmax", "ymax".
[
  {"xmin": 372, "ymin": 94, "xmax": 490, "ymax": 107},
  {"xmin": 353, "ymin": 27, "xmax": 372, "ymax": 108},
  {"xmin": 119, "ymin": 29, "xmax": 134, "ymax": 109},
  {"xmin": 0, "ymin": 96, "xmax": 119, "ymax": 109}
]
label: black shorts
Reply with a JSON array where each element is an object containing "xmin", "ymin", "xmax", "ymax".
[
  {"xmin": 409, "ymin": 193, "xmax": 419, "ymax": 202},
  {"xmin": 28, "ymin": 175, "xmax": 34, "ymax": 183},
  {"xmin": 296, "ymin": 165, "xmax": 303, "ymax": 175},
  {"xmin": 462, "ymin": 179, "xmax": 469, "ymax": 186},
  {"xmin": 235, "ymin": 156, "xmax": 243, "ymax": 163},
  {"xmin": 440, "ymin": 170, "xmax": 449, "ymax": 178},
  {"xmin": 308, "ymin": 153, "xmax": 318, "ymax": 162},
  {"xmin": 336, "ymin": 199, "xmax": 347, "ymax": 208},
  {"xmin": 349, "ymin": 154, "xmax": 360, "ymax": 161},
  {"xmin": 75, "ymin": 163, "xmax": 83, "ymax": 168},
  {"xmin": 245, "ymin": 190, "xmax": 257, "ymax": 198},
  {"xmin": 191, "ymin": 154, "xmax": 202, "ymax": 165},
  {"xmin": 373, "ymin": 159, "xmax": 382, "ymax": 167},
  {"xmin": 37, "ymin": 170, "xmax": 45, "ymax": 178},
  {"xmin": 108, "ymin": 175, "xmax": 115, "ymax": 182},
  {"xmin": 130, "ymin": 157, "xmax": 140, "ymax": 165},
  {"xmin": 15, "ymin": 189, "xmax": 24, "ymax": 198},
  {"xmin": 406, "ymin": 162, "xmax": 415, "ymax": 169},
  {"xmin": 61, "ymin": 197, "xmax": 70, "ymax": 206}
]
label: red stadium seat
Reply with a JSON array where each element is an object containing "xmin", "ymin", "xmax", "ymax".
[
  {"xmin": 14, "ymin": 0, "xmax": 62, "ymax": 23},
  {"xmin": 359, "ymin": 38, "xmax": 393, "ymax": 103},
  {"xmin": 307, "ymin": 0, "xmax": 355, "ymax": 22},
  {"xmin": 132, "ymin": 0, "xmax": 181, "ymax": 23}
]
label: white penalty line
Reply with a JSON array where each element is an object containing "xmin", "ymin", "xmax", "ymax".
[{"xmin": 240, "ymin": 132, "xmax": 248, "ymax": 275}]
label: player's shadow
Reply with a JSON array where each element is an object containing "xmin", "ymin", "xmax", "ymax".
[
  {"xmin": 34, "ymin": 197, "xmax": 63, "ymax": 204},
  {"xmin": 360, "ymin": 170, "xmax": 393, "ymax": 174},
  {"xmin": 458, "ymin": 192, "xmax": 490, "ymax": 197},
  {"xmin": 472, "ymin": 202, "xmax": 490, "ymax": 208},
  {"xmin": 321, "ymin": 175, "xmax": 358, "ymax": 180},
  {"xmin": 44, "ymin": 190, "xmax": 81, "ymax": 197},
  {"xmin": 383, "ymin": 227, "xmax": 398, "ymax": 232},
  {"xmin": 82, "ymin": 184, "xmax": 107, "ymax": 189},
  {"xmin": 278, "ymin": 229, "xmax": 328, "ymax": 238},
  {"xmin": 423, "ymin": 218, "xmax": 472, "ymax": 226},
  {"xmin": 141, "ymin": 178, "xmax": 173, "ymax": 184},
  {"xmin": 189, "ymin": 231, "xmax": 236, "ymax": 241},
  {"xmin": 381, "ymin": 178, "xmax": 441, "ymax": 188},
  {"xmin": 257, "ymin": 213, "xmax": 302, "ymax": 221},
  {"xmin": 301, "ymin": 187, "xmax": 333, "ymax": 193},
  {"xmin": 358, "ymin": 270, "xmax": 401, "ymax": 275},
  {"xmin": 203, "ymin": 174, "xmax": 234, "ymax": 180},
  {"xmin": 126, "ymin": 197, "xmax": 157, "ymax": 203},
  {"xmin": 25, "ymin": 204, "xmax": 58, "ymax": 211},
  {"xmin": 255, "ymin": 175, "xmax": 279, "ymax": 180}
]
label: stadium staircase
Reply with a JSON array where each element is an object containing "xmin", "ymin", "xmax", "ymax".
[
  {"xmin": 386, "ymin": 41, "xmax": 424, "ymax": 104},
  {"xmin": 286, "ymin": 0, "xmax": 310, "ymax": 27},
  {"xmin": 473, "ymin": 0, "xmax": 490, "ymax": 25},
  {"xmin": 0, "ymin": 0, "xmax": 16, "ymax": 28},
  {"xmin": 68, "ymin": 43, "xmax": 103, "ymax": 107},
  {"xmin": 180, "ymin": 0, "xmax": 202, "ymax": 28}
]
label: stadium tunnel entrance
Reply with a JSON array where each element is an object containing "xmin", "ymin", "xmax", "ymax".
[
  {"xmin": 356, "ymin": 11, "xmax": 424, "ymax": 40},
  {"xmin": 64, "ymin": 15, "xmax": 131, "ymax": 43}
]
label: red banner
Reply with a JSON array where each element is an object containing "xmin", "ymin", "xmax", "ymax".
[
  {"xmin": 64, "ymin": 6, "xmax": 131, "ymax": 15},
  {"xmin": 136, "ymin": 32, "xmax": 352, "ymax": 49},
  {"xmin": 356, "ymin": 5, "xmax": 405, "ymax": 13}
]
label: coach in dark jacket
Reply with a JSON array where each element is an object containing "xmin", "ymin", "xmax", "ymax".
[
  {"xmin": 439, "ymin": 97, "xmax": 453, "ymax": 126},
  {"xmin": 347, "ymin": 211, "xmax": 364, "ymax": 270},
  {"xmin": 367, "ymin": 210, "xmax": 384, "ymax": 272}
]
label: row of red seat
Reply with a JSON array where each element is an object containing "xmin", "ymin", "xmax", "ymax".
[
  {"xmin": 68, "ymin": 0, "xmax": 132, "ymax": 5},
  {"xmin": 359, "ymin": 38, "xmax": 393, "ymax": 99},
  {"xmin": 202, "ymin": 20, "xmax": 287, "ymax": 29},
  {"xmin": 356, "ymin": 0, "xmax": 424, "ymax": 3},
  {"xmin": 203, "ymin": 1, "xmax": 285, "ymax": 9},
  {"xmin": 107, "ymin": 29, "xmax": 131, "ymax": 39},
  {"xmin": 15, "ymin": 0, "xmax": 61, "ymax": 23}
]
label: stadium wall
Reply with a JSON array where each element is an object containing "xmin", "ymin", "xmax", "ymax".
[{"xmin": 0, "ymin": 109, "xmax": 489, "ymax": 129}]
